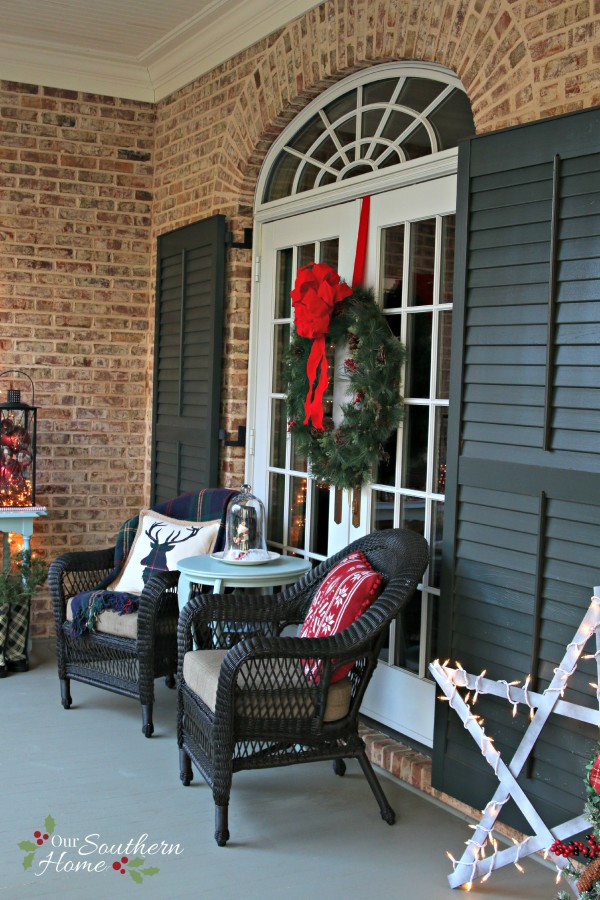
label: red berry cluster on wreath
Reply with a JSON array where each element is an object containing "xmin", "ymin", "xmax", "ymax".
[
  {"xmin": 550, "ymin": 834, "xmax": 600, "ymax": 859},
  {"xmin": 33, "ymin": 830, "xmax": 49, "ymax": 846},
  {"xmin": 112, "ymin": 855, "xmax": 129, "ymax": 874}
]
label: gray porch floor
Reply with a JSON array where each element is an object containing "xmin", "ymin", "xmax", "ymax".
[{"xmin": 0, "ymin": 641, "xmax": 561, "ymax": 900}]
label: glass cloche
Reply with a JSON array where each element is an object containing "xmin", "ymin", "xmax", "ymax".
[{"xmin": 223, "ymin": 484, "xmax": 269, "ymax": 562}]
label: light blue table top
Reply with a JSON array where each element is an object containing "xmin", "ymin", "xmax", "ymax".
[{"xmin": 176, "ymin": 553, "xmax": 312, "ymax": 609}]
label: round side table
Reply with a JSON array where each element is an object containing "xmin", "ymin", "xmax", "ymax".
[{"xmin": 176, "ymin": 553, "xmax": 312, "ymax": 612}]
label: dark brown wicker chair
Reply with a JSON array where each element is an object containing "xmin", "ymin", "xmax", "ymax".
[
  {"xmin": 177, "ymin": 527, "xmax": 429, "ymax": 846},
  {"xmin": 49, "ymin": 488, "xmax": 236, "ymax": 737}
]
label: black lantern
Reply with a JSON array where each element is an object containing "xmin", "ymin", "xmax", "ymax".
[{"xmin": 0, "ymin": 370, "xmax": 37, "ymax": 507}]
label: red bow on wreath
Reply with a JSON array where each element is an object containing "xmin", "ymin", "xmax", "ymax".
[{"xmin": 290, "ymin": 262, "xmax": 352, "ymax": 430}]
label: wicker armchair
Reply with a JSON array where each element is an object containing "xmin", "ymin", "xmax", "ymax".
[
  {"xmin": 49, "ymin": 488, "xmax": 236, "ymax": 737},
  {"xmin": 177, "ymin": 527, "xmax": 429, "ymax": 846}
]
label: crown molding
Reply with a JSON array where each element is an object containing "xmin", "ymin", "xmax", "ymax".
[
  {"xmin": 148, "ymin": 0, "xmax": 320, "ymax": 101},
  {"xmin": 0, "ymin": 38, "xmax": 154, "ymax": 102},
  {"xmin": 0, "ymin": 0, "xmax": 320, "ymax": 103}
]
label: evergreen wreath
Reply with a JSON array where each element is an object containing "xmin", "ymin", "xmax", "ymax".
[
  {"xmin": 285, "ymin": 287, "xmax": 405, "ymax": 490},
  {"xmin": 553, "ymin": 744, "xmax": 600, "ymax": 899}
]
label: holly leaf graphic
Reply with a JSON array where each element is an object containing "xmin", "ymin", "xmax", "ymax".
[
  {"xmin": 127, "ymin": 857, "xmax": 145, "ymax": 867},
  {"xmin": 44, "ymin": 815, "xmax": 55, "ymax": 835},
  {"xmin": 18, "ymin": 841, "xmax": 38, "ymax": 852},
  {"xmin": 128, "ymin": 870, "xmax": 143, "ymax": 884},
  {"xmin": 22, "ymin": 853, "xmax": 35, "ymax": 870},
  {"xmin": 141, "ymin": 867, "xmax": 160, "ymax": 876}
]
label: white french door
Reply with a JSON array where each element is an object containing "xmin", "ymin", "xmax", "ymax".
[
  {"xmin": 250, "ymin": 202, "xmax": 364, "ymax": 555},
  {"xmin": 248, "ymin": 174, "xmax": 456, "ymax": 746}
]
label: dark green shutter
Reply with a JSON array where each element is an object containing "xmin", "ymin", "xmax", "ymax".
[
  {"xmin": 434, "ymin": 107, "xmax": 600, "ymax": 830},
  {"xmin": 151, "ymin": 215, "xmax": 226, "ymax": 504}
]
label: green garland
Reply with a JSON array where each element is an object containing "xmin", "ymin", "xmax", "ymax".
[
  {"xmin": 285, "ymin": 288, "xmax": 405, "ymax": 490},
  {"xmin": 555, "ymin": 744, "xmax": 600, "ymax": 900}
]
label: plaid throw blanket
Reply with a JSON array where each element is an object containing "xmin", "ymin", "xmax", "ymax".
[
  {"xmin": 68, "ymin": 488, "xmax": 237, "ymax": 637},
  {"xmin": 68, "ymin": 590, "xmax": 140, "ymax": 638}
]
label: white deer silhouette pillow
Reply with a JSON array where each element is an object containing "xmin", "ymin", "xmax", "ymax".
[{"xmin": 109, "ymin": 510, "xmax": 221, "ymax": 594}]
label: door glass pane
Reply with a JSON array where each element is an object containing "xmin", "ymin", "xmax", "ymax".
[
  {"xmin": 376, "ymin": 430, "xmax": 397, "ymax": 486},
  {"xmin": 405, "ymin": 312, "xmax": 432, "ymax": 398},
  {"xmin": 320, "ymin": 239, "xmax": 339, "ymax": 269},
  {"xmin": 298, "ymin": 243, "xmax": 316, "ymax": 268},
  {"xmin": 437, "ymin": 310, "xmax": 452, "ymax": 399},
  {"xmin": 400, "ymin": 495, "xmax": 425, "ymax": 538},
  {"xmin": 384, "ymin": 312, "xmax": 401, "ymax": 338},
  {"xmin": 381, "ymin": 224, "xmax": 404, "ymax": 309},
  {"xmin": 372, "ymin": 490, "xmax": 395, "ymax": 530},
  {"xmin": 270, "ymin": 399, "xmax": 286, "ymax": 469},
  {"xmin": 394, "ymin": 590, "xmax": 422, "ymax": 671},
  {"xmin": 309, "ymin": 482, "xmax": 330, "ymax": 555},
  {"xmin": 291, "ymin": 433, "xmax": 308, "ymax": 472},
  {"xmin": 402, "ymin": 405, "xmax": 429, "ymax": 492},
  {"xmin": 433, "ymin": 407, "xmax": 448, "ymax": 494},
  {"xmin": 275, "ymin": 248, "xmax": 293, "ymax": 318},
  {"xmin": 288, "ymin": 476, "xmax": 307, "ymax": 550},
  {"xmin": 267, "ymin": 473, "xmax": 285, "ymax": 545},
  {"xmin": 408, "ymin": 218, "xmax": 435, "ymax": 306},
  {"xmin": 440, "ymin": 215, "xmax": 455, "ymax": 304},
  {"xmin": 272, "ymin": 323, "xmax": 290, "ymax": 393},
  {"xmin": 430, "ymin": 500, "xmax": 444, "ymax": 588}
]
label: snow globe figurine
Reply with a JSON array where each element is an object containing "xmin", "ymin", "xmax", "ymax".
[{"xmin": 223, "ymin": 484, "xmax": 269, "ymax": 563}]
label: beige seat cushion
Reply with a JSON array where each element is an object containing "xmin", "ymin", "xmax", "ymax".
[
  {"xmin": 66, "ymin": 597, "xmax": 138, "ymax": 640},
  {"xmin": 183, "ymin": 649, "xmax": 352, "ymax": 722}
]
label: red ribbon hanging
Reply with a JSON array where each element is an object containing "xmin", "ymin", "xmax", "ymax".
[
  {"xmin": 289, "ymin": 196, "xmax": 371, "ymax": 430},
  {"xmin": 352, "ymin": 195, "xmax": 371, "ymax": 289},
  {"xmin": 290, "ymin": 263, "xmax": 352, "ymax": 429}
]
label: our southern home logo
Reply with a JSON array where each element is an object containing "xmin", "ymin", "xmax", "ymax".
[{"xmin": 19, "ymin": 816, "xmax": 182, "ymax": 882}]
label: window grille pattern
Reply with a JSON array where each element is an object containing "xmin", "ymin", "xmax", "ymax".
[{"xmin": 263, "ymin": 73, "xmax": 474, "ymax": 203}]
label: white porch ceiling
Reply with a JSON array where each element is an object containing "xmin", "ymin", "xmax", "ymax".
[{"xmin": 0, "ymin": 0, "xmax": 320, "ymax": 102}]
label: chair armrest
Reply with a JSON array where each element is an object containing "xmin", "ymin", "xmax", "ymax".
[
  {"xmin": 49, "ymin": 546, "xmax": 117, "ymax": 603},
  {"xmin": 137, "ymin": 570, "xmax": 180, "ymax": 638},
  {"xmin": 229, "ymin": 628, "xmax": 374, "ymax": 669},
  {"xmin": 177, "ymin": 589, "xmax": 305, "ymax": 657}
]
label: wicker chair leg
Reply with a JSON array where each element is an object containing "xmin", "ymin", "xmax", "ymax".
[
  {"xmin": 60, "ymin": 677, "xmax": 72, "ymax": 709},
  {"xmin": 333, "ymin": 758, "xmax": 346, "ymax": 776},
  {"xmin": 356, "ymin": 753, "xmax": 396, "ymax": 825},
  {"xmin": 141, "ymin": 703, "xmax": 154, "ymax": 738},
  {"xmin": 165, "ymin": 673, "xmax": 176, "ymax": 688},
  {"xmin": 214, "ymin": 804, "xmax": 230, "ymax": 847},
  {"xmin": 179, "ymin": 749, "xmax": 193, "ymax": 786}
]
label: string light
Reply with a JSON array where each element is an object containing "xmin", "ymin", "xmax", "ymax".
[
  {"xmin": 431, "ymin": 595, "xmax": 600, "ymax": 891},
  {"xmin": 0, "ymin": 477, "xmax": 33, "ymax": 507},
  {"xmin": 512, "ymin": 838, "xmax": 525, "ymax": 874},
  {"xmin": 499, "ymin": 679, "xmax": 521, "ymax": 717}
]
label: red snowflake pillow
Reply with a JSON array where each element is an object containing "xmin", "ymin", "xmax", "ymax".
[{"xmin": 300, "ymin": 551, "xmax": 383, "ymax": 684}]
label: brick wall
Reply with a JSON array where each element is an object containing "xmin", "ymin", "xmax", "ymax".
[
  {"xmin": 0, "ymin": 84, "xmax": 155, "ymax": 636},
  {"xmin": 1, "ymin": 0, "xmax": 598, "ymax": 637}
]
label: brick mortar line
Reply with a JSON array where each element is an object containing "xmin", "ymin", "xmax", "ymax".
[{"xmin": 359, "ymin": 723, "xmax": 542, "ymax": 851}]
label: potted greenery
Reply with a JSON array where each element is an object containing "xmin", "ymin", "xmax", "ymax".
[{"xmin": 0, "ymin": 547, "xmax": 47, "ymax": 677}]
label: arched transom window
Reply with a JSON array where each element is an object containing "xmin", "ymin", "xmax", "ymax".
[{"xmin": 259, "ymin": 63, "xmax": 474, "ymax": 206}]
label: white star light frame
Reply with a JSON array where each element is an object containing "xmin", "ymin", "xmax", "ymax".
[{"xmin": 429, "ymin": 591, "xmax": 600, "ymax": 895}]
